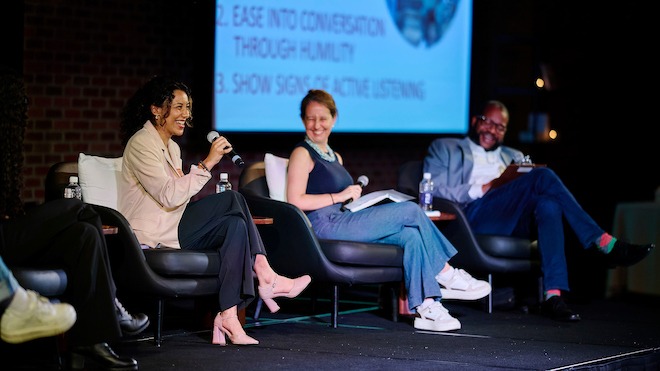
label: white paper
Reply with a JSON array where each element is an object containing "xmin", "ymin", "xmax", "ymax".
[{"xmin": 343, "ymin": 189, "xmax": 415, "ymax": 212}]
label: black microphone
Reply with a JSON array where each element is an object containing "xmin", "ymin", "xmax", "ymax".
[
  {"xmin": 340, "ymin": 175, "xmax": 369, "ymax": 212},
  {"xmin": 206, "ymin": 131, "xmax": 245, "ymax": 168}
]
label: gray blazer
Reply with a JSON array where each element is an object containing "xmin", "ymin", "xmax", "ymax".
[{"xmin": 423, "ymin": 137, "xmax": 524, "ymax": 207}]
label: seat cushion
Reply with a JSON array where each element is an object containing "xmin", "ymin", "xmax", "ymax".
[
  {"xmin": 476, "ymin": 235, "xmax": 538, "ymax": 259},
  {"xmin": 143, "ymin": 248, "xmax": 220, "ymax": 277},
  {"xmin": 12, "ymin": 267, "xmax": 68, "ymax": 297},
  {"xmin": 320, "ymin": 240, "xmax": 403, "ymax": 267}
]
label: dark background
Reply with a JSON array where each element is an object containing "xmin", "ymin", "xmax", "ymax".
[{"xmin": 4, "ymin": 0, "xmax": 658, "ymax": 298}]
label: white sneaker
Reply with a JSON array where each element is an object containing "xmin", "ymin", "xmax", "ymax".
[
  {"xmin": 413, "ymin": 301, "xmax": 461, "ymax": 332},
  {"xmin": 1, "ymin": 289, "xmax": 76, "ymax": 344},
  {"xmin": 436, "ymin": 268, "xmax": 491, "ymax": 300}
]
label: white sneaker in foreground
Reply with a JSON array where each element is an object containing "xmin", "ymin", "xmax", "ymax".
[
  {"xmin": 436, "ymin": 268, "xmax": 491, "ymax": 300},
  {"xmin": 413, "ymin": 301, "xmax": 461, "ymax": 332},
  {"xmin": 1, "ymin": 289, "xmax": 76, "ymax": 344}
]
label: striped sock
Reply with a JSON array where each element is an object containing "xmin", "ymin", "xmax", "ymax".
[
  {"xmin": 597, "ymin": 233, "xmax": 617, "ymax": 254},
  {"xmin": 545, "ymin": 289, "xmax": 561, "ymax": 300}
]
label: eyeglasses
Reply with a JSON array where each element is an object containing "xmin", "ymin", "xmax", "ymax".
[{"xmin": 477, "ymin": 115, "xmax": 507, "ymax": 134}]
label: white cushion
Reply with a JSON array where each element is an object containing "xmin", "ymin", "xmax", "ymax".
[
  {"xmin": 264, "ymin": 153, "xmax": 288, "ymax": 202},
  {"xmin": 78, "ymin": 153, "xmax": 122, "ymax": 209}
]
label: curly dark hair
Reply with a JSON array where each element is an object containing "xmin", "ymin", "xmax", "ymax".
[
  {"xmin": 120, "ymin": 75, "xmax": 194, "ymax": 147},
  {"xmin": 0, "ymin": 66, "xmax": 29, "ymax": 219}
]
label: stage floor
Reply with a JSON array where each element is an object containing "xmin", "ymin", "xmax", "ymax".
[{"xmin": 3, "ymin": 285, "xmax": 660, "ymax": 370}]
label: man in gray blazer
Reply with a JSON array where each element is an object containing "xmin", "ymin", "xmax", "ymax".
[{"xmin": 423, "ymin": 100, "xmax": 654, "ymax": 322}]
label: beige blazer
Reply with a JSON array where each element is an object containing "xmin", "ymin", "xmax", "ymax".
[{"xmin": 118, "ymin": 122, "xmax": 211, "ymax": 248}]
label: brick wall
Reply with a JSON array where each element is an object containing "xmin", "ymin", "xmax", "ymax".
[{"xmin": 21, "ymin": 0, "xmax": 197, "ymax": 203}]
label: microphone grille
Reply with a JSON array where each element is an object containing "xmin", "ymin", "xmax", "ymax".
[
  {"xmin": 206, "ymin": 131, "xmax": 219, "ymax": 143},
  {"xmin": 357, "ymin": 175, "xmax": 369, "ymax": 186}
]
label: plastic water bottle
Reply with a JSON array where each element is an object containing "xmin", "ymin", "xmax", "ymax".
[
  {"xmin": 216, "ymin": 172, "xmax": 232, "ymax": 193},
  {"xmin": 419, "ymin": 172, "xmax": 433, "ymax": 211},
  {"xmin": 64, "ymin": 175, "xmax": 82, "ymax": 200}
]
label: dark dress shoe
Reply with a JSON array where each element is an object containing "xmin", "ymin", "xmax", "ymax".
[
  {"xmin": 70, "ymin": 342, "xmax": 138, "ymax": 371},
  {"xmin": 540, "ymin": 296, "xmax": 580, "ymax": 322},
  {"xmin": 606, "ymin": 241, "xmax": 654, "ymax": 268},
  {"xmin": 119, "ymin": 311, "xmax": 150, "ymax": 336},
  {"xmin": 116, "ymin": 298, "xmax": 150, "ymax": 336}
]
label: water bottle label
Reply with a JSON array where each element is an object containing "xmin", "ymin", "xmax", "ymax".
[
  {"xmin": 422, "ymin": 192, "xmax": 432, "ymax": 204},
  {"xmin": 64, "ymin": 188, "xmax": 74, "ymax": 198},
  {"xmin": 419, "ymin": 192, "xmax": 433, "ymax": 210},
  {"xmin": 216, "ymin": 182, "xmax": 231, "ymax": 193}
]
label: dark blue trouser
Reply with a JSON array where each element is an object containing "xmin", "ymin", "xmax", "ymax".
[{"xmin": 464, "ymin": 167, "xmax": 604, "ymax": 292}]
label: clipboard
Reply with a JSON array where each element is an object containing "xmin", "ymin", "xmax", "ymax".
[{"xmin": 490, "ymin": 163, "xmax": 546, "ymax": 189}]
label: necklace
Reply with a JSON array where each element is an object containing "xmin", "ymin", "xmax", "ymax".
[{"xmin": 305, "ymin": 136, "xmax": 336, "ymax": 162}]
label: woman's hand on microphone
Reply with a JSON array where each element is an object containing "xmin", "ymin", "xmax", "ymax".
[
  {"xmin": 340, "ymin": 184, "xmax": 362, "ymax": 203},
  {"xmin": 207, "ymin": 135, "xmax": 233, "ymax": 166}
]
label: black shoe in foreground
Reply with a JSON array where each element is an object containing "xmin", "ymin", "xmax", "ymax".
[
  {"xmin": 540, "ymin": 296, "xmax": 580, "ymax": 322},
  {"xmin": 606, "ymin": 241, "xmax": 654, "ymax": 268},
  {"xmin": 70, "ymin": 342, "xmax": 138, "ymax": 370},
  {"xmin": 116, "ymin": 298, "xmax": 150, "ymax": 336}
]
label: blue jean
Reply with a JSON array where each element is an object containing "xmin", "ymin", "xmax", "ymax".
[
  {"xmin": 306, "ymin": 201, "xmax": 457, "ymax": 311},
  {"xmin": 464, "ymin": 167, "xmax": 604, "ymax": 292},
  {"xmin": 0, "ymin": 256, "xmax": 19, "ymax": 304}
]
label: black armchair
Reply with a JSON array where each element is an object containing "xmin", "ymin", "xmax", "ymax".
[
  {"xmin": 396, "ymin": 160, "xmax": 541, "ymax": 312},
  {"xmin": 238, "ymin": 161, "xmax": 405, "ymax": 328},
  {"xmin": 10, "ymin": 268, "xmax": 68, "ymax": 299},
  {"xmin": 45, "ymin": 160, "xmax": 221, "ymax": 346}
]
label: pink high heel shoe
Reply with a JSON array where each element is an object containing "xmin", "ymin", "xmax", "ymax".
[
  {"xmin": 211, "ymin": 313, "xmax": 259, "ymax": 346},
  {"xmin": 258, "ymin": 274, "xmax": 312, "ymax": 313}
]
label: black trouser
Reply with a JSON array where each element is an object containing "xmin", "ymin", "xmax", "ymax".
[
  {"xmin": 0, "ymin": 198, "xmax": 121, "ymax": 346},
  {"xmin": 178, "ymin": 190, "xmax": 267, "ymax": 312}
]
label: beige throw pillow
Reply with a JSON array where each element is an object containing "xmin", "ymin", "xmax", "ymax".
[
  {"xmin": 264, "ymin": 153, "xmax": 289, "ymax": 202},
  {"xmin": 77, "ymin": 153, "xmax": 122, "ymax": 209}
]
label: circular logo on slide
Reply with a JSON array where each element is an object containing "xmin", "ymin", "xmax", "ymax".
[{"xmin": 387, "ymin": 0, "xmax": 459, "ymax": 48}]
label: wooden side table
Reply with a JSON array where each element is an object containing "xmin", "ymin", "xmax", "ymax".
[
  {"xmin": 428, "ymin": 213, "xmax": 456, "ymax": 222},
  {"xmin": 102, "ymin": 225, "xmax": 118, "ymax": 235},
  {"xmin": 252, "ymin": 216, "xmax": 273, "ymax": 225}
]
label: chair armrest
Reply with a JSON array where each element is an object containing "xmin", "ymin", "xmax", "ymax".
[
  {"xmin": 239, "ymin": 191, "xmax": 342, "ymax": 281},
  {"xmin": 430, "ymin": 198, "xmax": 537, "ymax": 273},
  {"xmin": 90, "ymin": 204, "xmax": 188, "ymax": 296}
]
